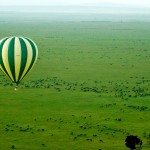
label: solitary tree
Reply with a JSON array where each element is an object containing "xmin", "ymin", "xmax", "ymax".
[{"xmin": 125, "ymin": 135, "xmax": 142, "ymax": 150}]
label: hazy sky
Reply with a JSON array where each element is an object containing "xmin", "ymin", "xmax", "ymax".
[{"xmin": 1, "ymin": 0, "xmax": 150, "ymax": 6}]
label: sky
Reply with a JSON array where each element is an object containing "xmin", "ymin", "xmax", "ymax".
[{"xmin": 0, "ymin": 0, "xmax": 150, "ymax": 7}]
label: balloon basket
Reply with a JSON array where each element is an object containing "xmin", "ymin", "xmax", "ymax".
[{"xmin": 14, "ymin": 84, "xmax": 18, "ymax": 91}]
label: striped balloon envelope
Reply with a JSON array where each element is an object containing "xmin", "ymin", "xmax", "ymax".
[{"xmin": 0, "ymin": 36, "xmax": 38, "ymax": 85}]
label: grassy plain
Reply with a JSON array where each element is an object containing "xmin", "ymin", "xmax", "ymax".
[{"xmin": 0, "ymin": 13, "xmax": 150, "ymax": 150}]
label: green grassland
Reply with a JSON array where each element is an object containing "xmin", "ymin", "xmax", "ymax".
[{"xmin": 0, "ymin": 14, "xmax": 150, "ymax": 150}]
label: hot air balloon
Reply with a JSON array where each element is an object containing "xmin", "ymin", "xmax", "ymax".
[{"xmin": 0, "ymin": 36, "xmax": 38, "ymax": 87}]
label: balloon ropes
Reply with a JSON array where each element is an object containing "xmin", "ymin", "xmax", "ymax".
[{"xmin": 0, "ymin": 36, "xmax": 38, "ymax": 89}]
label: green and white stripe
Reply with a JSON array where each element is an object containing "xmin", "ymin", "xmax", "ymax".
[{"xmin": 0, "ymin": 36, "xmax": 38, "ymax": 84}]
